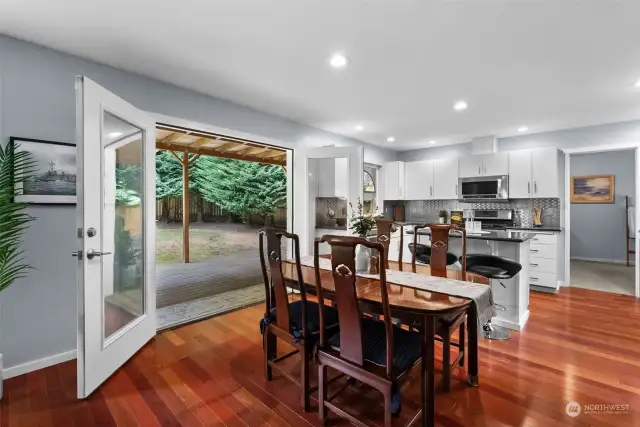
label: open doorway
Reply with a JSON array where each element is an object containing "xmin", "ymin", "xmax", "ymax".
[
  {"xmin": 568, "ymin": 149, "xmax": 636, "ymax": 295},
  {"xmin": 154, "ymin": 124, "xmax": 291, "ymax": 328}
]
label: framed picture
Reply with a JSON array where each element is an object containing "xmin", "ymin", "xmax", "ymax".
[
  {"xmin": 570, "ymin": 174, "xmax": 615, "ymax": 204},
  {"xmin": 11, "ymin": 137, "xmax": 76, "ymax": 204}
]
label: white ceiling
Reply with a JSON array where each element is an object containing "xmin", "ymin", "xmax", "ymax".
[{"xmin": 1, "ymin": 0, "xmax": 640, "ymax": 150}]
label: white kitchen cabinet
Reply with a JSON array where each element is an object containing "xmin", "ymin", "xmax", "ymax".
[
  {"xmin": 383, "ymin": 161, "xmax": 405, "ymax": 200},
  {"xmin": 532, "ymin": 147, "xmax": 560, "ymax": 198},
  {"xmin": 482, "ymin": 152, "xmax": 509, "ymax": 176},
  {"xmin": 334, "ymin": 158, "xmax": 348, "ymax": 198},
  {"xmin": 459, "ymin": 153, "xmax": 508, "ymax": 177},
  {"xmin": 404, "ymin": 160, "xmax": 433, "ymax": 200},
  {"xmin": 433, "ymin": 158, "xmax": 459, "ymax": 199},
  {"xmin": 317, "ymin": 158, "xmax": 348, "ymax": 198},
  {"xmin": 507, "ymin": 147, "xmax": 561, "ymax": 199},
  {"xmin": 508, "ymin": 150, "xmax": 533, "ymax": 198},
  {"xmin": 317, "ymin": 158, "xmax": 335, "ymax": 197},
  {"xmin": 459, "ymin": 155, "xmax": 483, "ymax": 178}
]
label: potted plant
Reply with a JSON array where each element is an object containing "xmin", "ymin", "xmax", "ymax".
[
  {"xmin": 348, "ymin": 199, "xmax": 377, "ymax": 273},
  {"xmin": 0, "ymin": 142, "xmax": 35, "ymax": 400},
  {"xmin": 438, "ymin": 210, "xmax": 449, "ymax": 224}
]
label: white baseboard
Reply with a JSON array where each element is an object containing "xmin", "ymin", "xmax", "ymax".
[
  {"xmin": 570, "ymin": 256, "xmax": 632, "ymax": 265},
  {"xmin": 492, "ymin": 309, "xmax": 529, "ymax": 332},
  {"xmin": 3, "ymin": 349, "xmax": 77, "ymax": 379}
]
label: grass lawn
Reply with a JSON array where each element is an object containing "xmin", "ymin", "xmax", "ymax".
[{"xmin": 156, "ymin": 222, "xmax": 260, "ymax": 263}]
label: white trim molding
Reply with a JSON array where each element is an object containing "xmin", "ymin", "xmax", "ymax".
[
  {"xmin": 570, "ymin": 256, "xmax": 631, "ymax": 265},
  {"xmin": 3, "ymin": 350, "xmax": 77, "ymax": 379},
  {"xmin": 563, "ymin": 142, "xmax": 640, "ymax": 298}
]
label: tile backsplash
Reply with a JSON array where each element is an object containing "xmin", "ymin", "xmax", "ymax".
[
  {"xmin": 384, "ymin": 198, "xmax": 560, "ymax": 228},
  {"xmin": 315, "ymin": 197, "xmax": 348, "ymax": 229}
]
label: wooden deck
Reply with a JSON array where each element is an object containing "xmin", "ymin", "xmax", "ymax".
[
  {"xmin": 2, "ymin": 287, "xmax": 639, "ymax": 426},
  {"xmin": 156, "ymin": 249, "xmax": 264, "ymax": 308}
]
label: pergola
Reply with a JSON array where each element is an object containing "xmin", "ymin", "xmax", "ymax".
[{"xmin": 156, "ymin": 124, "xmax": 287, "ymax": 262}]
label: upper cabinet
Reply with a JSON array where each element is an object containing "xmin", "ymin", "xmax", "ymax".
[
  {"xmin": 433, "ymin": 158, "xmax": 459, "ymax": 199},
  {"xmin": 404, "ymin": 160, "xmax": 433, "ymax": 200},
  {"xmin": 383, "ymin": 161, "xmax": 405, "ymax": 200},
  {"xmin": 459, "ymin": 153, "xmax": 508, "ymax": 177},
  {"xmin": 532, "ymin": 147, "xmax": 560, "ymax": 198},
  {"xmin": 508, "ymin": 147, "xmax": 560, "ymax": 199},
  {"xmin": 317, "ymin": 158, "xmax": 348, "ymax": 198},
  {"xmin": 458, "ymin": 155, "xmax": 483, "ymax": 177}
]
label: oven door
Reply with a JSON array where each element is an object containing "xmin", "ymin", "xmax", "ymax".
[{"xmin": 459, "ymin": 176, "xmax": 509, "ymax": 201}]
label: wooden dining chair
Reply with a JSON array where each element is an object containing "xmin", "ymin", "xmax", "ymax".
[
  {"xmin": 375, "ymin": 219, "xmax": 404, "ymax": 270},
  {"xmin": 259, "ymin": 228, "xmax": 339, "ymax": 411},
  {"xmin": 411, "ymin": 224, "xmax": 467, "ymax": 392},
  {"xmin": 314, "ymin": 235, "xmax": 423, "ymax": 427}
]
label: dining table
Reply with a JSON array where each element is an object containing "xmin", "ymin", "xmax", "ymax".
[{"xmin": 280, "ymin": 257, "xmax": 490, "ymax": 427}]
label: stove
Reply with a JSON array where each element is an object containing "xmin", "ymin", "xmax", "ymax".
[{"xmin": 463, "ymin": 209, "xmax": 514, "ymax": 230}]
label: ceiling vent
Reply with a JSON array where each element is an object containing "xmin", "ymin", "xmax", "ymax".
[{"xmin": 470, "ymin": 136, "xmax": 497, "ymax": 155}]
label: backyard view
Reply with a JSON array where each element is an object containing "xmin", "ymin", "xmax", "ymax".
[
  {"xmin": 155, "ymin": 149, "xmax": 287, "ymax": 264},
  {"xmin": 153, "ymin": 147, "xmax": 287, "ymax": 328}
]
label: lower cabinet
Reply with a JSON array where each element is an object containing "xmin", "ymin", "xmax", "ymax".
[{"xmin": 508, "ymin": 229, "xmax": 560, "ymax": 290}]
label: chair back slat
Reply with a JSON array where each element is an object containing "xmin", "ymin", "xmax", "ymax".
[
  {"xmin": 315, "ymin": 235, "xmax": 394, "ymax": 377},
  {"xmin": 411, "ymin": 224, "xmax": 467, "ymax": 280},
  {"xmin": 259, "ymin": 229, "xmax": 307, "ymax": 333},
  {"xmin": 375, "ymin": 219, "xmax": 403, "ymax": 271}
]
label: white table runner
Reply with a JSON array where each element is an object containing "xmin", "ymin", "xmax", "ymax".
[{"xmin": 297, "ymin": 256, "xmax": 495, "ymax": 329}]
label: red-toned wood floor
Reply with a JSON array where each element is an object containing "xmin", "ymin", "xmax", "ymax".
[{"xmin": 1, "ymin": 287, "xmax": 640, "ymax": 427}]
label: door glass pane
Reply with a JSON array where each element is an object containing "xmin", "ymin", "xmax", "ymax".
[{"xmin": 103, "ymin": 111, "xmax": 145, "ymax": 341}]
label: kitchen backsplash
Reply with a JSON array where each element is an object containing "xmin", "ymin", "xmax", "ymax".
[
  {"xmin": 383, "ymin": 198, "xmax": 561, "ymax": 228},
  {"xmin": 315, "ymin": 197, "xmax": 348, "ymax": 229}
]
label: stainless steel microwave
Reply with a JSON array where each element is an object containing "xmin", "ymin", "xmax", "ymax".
[{"xmin": 458, "ymin": 175, "xmax": 509, "ymax": 202}]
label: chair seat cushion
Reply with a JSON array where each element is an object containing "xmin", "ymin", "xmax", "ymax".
[
  {"xmin": 467, "ymin": 265, "xmax": 510, "ymax": 280},
  {"xmin": 270, "ymin": 300, "xmax": 339, "ymax": 335},
  {"xmin": 326, "ymin": 318, "xmax": 422, "ymax": 375}
]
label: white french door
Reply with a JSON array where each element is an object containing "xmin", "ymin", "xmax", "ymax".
[
  {"xmin": 75, "ymin": 76, "xmax": 156, "ymax": 398},
  {"xmin": 293, "ymin": 146, "xmax": 364, "ymax": 256}
]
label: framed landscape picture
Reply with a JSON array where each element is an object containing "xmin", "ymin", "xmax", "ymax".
[
  {"xmin": 570, "ymin": 174, "xmax": 614, "ymax": 203},
  {"xmin": 11, "ymin": 137, "xmax": 77, "ymax": 204}
]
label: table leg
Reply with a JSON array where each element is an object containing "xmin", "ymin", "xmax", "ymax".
[
  {"xmin": 467, "ymin": 307, "xmax": 479, "ymax": 386},
  {"xmin": 421, "ymin": 315, "xmax": 435, "ymax": 427}
]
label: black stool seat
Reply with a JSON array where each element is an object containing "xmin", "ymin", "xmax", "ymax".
[
  {"xmin": 408, "ymin": 243, "xmax": 458, "ymax": 266},
  {"xmin": 464, "ymin": 254, "xmax": 522, "ymax": 279}
]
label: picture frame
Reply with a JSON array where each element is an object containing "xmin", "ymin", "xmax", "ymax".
[
  {"xmin": 570, "ymin": 174, "xmax": 615, "ymax": 204},
  {"xmin": 10, "ymin": 137, "xmax": 77, "ymax": 205}
]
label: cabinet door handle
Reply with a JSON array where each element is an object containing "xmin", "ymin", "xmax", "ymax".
[
  {"xmin": 430, "ymin": 185, "xmax": 433, "ymax": 196},
  {"xmin": 534, "ymin": 181, "xmax": 538, "ymax": 194},
  {"xmin": 455, "ymin": 184, "xmax": 458, "ymax": 195},
  {"xmin": 528, "ymin": 182, "xmax": 531, "ymax": 194},
  {"xmin": 478, "ymin": 165, "xmax": 481, "ymax": 175},
  {"xmin": 530, "ymin": 277, "xmax": 539, "ymax": 280},
  {"xmin": 530, "ymin": 249, "xmax": 538, "ymax": 253},
  {"xmin": 530, "ymin": 263, "xmax": 539, "ymax": 267}
]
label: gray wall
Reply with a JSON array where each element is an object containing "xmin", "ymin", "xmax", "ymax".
[
  {"xmin": 569, "ymin": 150, "xmax": 635, "ymax": 263},
  {"xmin": 397, "ymin": 120, "xmax": 640, "ymax": 161},
  {"xmin": 0, "ymin": 35, "xmax": 396, "ymax": 370}
]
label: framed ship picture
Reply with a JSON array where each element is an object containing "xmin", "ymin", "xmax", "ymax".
[
  {"xmin": 570, "ymin": 174, "xmax": 614, "ymax": 204},
  {"xmin": 11, "ymin": 137, "xmax": 76, "ymax": 204}
]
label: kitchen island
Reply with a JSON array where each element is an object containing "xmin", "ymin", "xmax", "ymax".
[{"xmin": 402, "ymin": 227, "xmax": 535, "ymax": 331}]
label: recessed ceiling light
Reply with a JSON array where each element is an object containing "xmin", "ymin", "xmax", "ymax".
[
  {"xmin": 429, "ymin": 140, "xmax": 436, "ymax": 145},
  {"xmin": 108, "ymin": 132, "xmax": 123, "ymax": 139},
  {"xmin": 635, "ymin": 78, "xmax": 640, "ymax": 88},
  {"xmin": 518, "ymin": 126, "xmax": 529, "ymax": 133},
  {"xmin": 386, "ymin": 136, "xmax": 395, "ymax": 143},
  {"xmin": 453, "ymin": 101, "xmax": 468, "ymax": 111},
  {"xmin": 329, "ymin": 53, "xmax": 349, "ymax": 68},
  {"xmin": 354, "ymin": 124, "xmax": 364, "ymax": 132}
]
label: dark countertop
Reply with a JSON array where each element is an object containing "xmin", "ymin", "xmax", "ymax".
[
  {"xmin": 406, "ymin": 228, "xmax": 536, "ymax": 243},
  {"xmin": 506, "ymin": 226, "xmax": 562, "ymax": 232}
]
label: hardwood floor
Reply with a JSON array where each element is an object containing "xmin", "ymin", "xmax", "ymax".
[{"xmin": 2, "ymin": 287, "xmax": 640, "ymax": 426}]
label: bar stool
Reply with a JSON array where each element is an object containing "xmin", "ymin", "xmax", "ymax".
[
  {"xmin": 408, "ymin": 243, "xmax": 458, "ymax": 266},
  {"xmin": 464, "ymin": 254, "xmax": 522, "ymax": 341}
]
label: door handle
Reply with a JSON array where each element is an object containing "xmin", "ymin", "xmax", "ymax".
[
  {"xmin": 478, "ymin": 165, "xmax": 481, "ymax": 175},
  {"xmin": 455, "ymin": 184, "xmax": 458, "ymax": 195},
  {"xmin": 528, "ymin": 182, "xmax": 531, "ymax": 194},
  {"xmin": 86, "ymin": 249, "xmax": 112, "ymax": 260},
  {"xmin": 430, "ymin": 185, "xmax": 433, "ymax": 196},
  {"xmin": 534, "ymin": 181, "xmax": 538, "ymax": 194}
]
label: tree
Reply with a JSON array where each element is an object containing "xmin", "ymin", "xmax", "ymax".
[
  {"xmin": 155, "ymin": 150, "xmax": 203, "ymax": 222},
  {"xmin": 194, "ymin": 157, "xmax": 286, "ymax": 224}
]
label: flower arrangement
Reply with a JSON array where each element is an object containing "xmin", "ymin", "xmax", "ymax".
[{"xmin": 348, "ymin": 198, "xmax": 378, "ymax": 237}]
